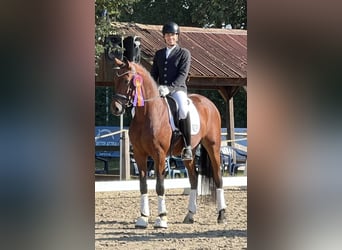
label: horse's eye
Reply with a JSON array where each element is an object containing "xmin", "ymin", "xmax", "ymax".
[{"xmin": 125, "ymin": 79, "xmax": 130, "ymax": 85}]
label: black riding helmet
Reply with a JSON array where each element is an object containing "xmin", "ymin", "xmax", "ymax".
[{"xmin": 162, "ymin": 22, "xmax": 180, "ymax": 35}]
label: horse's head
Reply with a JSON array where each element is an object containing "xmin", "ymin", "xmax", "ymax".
[{"xmin": 111, "ymin": 57, "xmax": 136, "ymax": 116}]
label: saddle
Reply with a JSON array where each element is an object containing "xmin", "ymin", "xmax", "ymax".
[{"xmin": 164, "ymin": 95, "xmax": 200, "ymax": 135}]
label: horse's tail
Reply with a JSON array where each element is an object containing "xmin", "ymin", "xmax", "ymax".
[{"xmin": 198, "ymin": 144, "xmax": 216, "ymax": 202}]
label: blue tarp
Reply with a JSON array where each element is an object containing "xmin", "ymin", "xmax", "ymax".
[
  {"xmin": 95, "ymin": 126, "xmax": 126, "ymax": 158},
  {"xmin": 95, "ymin": 151, "xmax": 120, "ymax": 158}
]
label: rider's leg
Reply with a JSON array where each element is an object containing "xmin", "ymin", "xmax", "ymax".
[
  {"xmin": 179, "ymin": 113, "xmax": 192, "ymax": 160},
  {"xmin": 172, "ymin": 90, "xmax": 192, "ymax": 160}
]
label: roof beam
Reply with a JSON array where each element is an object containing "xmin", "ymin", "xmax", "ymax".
[{"xmin": 187, "ymin": 77, "xmax": 246, "ymax": 88}]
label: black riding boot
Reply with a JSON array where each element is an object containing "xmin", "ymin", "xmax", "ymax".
[{"xmin": 179, "ymin": 114, "xmax": 192, "ymax": 160}]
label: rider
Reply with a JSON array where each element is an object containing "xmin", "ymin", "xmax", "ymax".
[{"xmin": 150, "ymin": 21, "xmax": 192, "ymax": 160}]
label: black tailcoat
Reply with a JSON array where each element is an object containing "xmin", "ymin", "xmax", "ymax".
[{"xmin": 150, "ymin": 45, "xmax": 191, "ymax": 92}]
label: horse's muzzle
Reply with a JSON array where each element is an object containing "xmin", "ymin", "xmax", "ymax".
[{"xmin": 110, "ymin": 100, "xmax": 125, "ymax": 116}]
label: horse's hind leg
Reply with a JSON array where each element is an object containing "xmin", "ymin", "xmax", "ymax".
[
  {"xmin": 183, "ymin": 161, "xmax": 198, "ymax": 224},
  {"xmin": 216, "ymin": 188, "xmax": 227, "ymax": 224},
  {"xmin": 214, "ymin": 169, "xmax": 227, "ymax": 224},
  {"xmin": 205, "ymin": 143, "xmax": 227, "ymax": 224}
]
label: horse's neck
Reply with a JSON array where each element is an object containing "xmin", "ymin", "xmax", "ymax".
[
  {"xmin": 136, "ymin": 68, "xmax": 159, "ymax": 102},
  {"xmin": 133, "ymin": 70, "xmax": 164, "ymax": 119},
  {"xmin": 143, "ymin": 84, "xmax": 158, "ymax": 100}
]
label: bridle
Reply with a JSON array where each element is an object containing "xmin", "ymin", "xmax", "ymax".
[{"xmin": 112, "ymin": 66, "xmax": 137, "ymax": 113}]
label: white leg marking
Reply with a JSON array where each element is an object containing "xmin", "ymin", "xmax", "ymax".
[
  {"xmin": 188, "ymin": 189, "xmax": 197, "ymax": 214},
  {"xmin": 140, "ymin": 194, "xmax": 150, "ymax": 216},
  {"xmin": 158, "ymin": 195, "xmax": 167, "ymax": 215},
  {"xmin": 216, "ymin": 188, "xmax": 227, "ymax": 212}
]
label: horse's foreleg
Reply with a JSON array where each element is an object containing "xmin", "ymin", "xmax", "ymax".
[
  {"xmin": 183, "ymin": 166, "xmax": 198, "ymax": 224},
  {"xmin": 154, "ymin": 169, "xmax": 168, "ymax": 228},
  {"xmin": 135, "ymin": 172, "xmax": 150, "ymax": 228}
]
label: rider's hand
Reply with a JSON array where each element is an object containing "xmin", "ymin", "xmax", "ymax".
[{"xmin": 158, "ymin": 85, "xmax": 170, "ymax": 97}]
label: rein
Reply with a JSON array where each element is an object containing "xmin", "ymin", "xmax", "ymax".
[{"xmin": 144, "ymin": 95, "xmax": 161, "ymax": 102}]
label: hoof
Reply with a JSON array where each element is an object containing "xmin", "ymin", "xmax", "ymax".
[
  {"xmin": 135, "ymin": 216, "xmax": 148, "ymax": 228},
  {"xmin": 217, "ymin": 209, "xmax": 227, "ymax": 224},
  {"xmin": 183, "ymin": 212, "xmax": 194, "ymax": 224},
  {"xmin": 154, "ymin": 215, "xmax": 168, "ymax": 228}
]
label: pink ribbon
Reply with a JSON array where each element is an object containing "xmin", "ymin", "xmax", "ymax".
[{"xmin": 133, "ymin": 74, "xmax": 144, "ymax": 107}]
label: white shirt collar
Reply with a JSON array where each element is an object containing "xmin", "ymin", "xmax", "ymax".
[{"xmin": 166, "ymin": 45, "xmax": 177, "ymax": 58}]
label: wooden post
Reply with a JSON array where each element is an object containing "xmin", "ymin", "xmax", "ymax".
[
  {"xmin": 229, "ymin": 97, "xmax": 236, "ymax": 163},
  {"xmin": 121, "ymin": 130, "xmax": 130, "ymax": 180},
  {"xmin": 225, "ymin": 99, "xmax": 231, "ymax": 147}
]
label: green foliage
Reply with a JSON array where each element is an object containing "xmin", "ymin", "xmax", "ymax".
[
  {"xmin": 95, "ymin": 0, "xmax": 138, "ymax": 75},
  {"xmin": 120, "ymin": 0, "xmax": 194, "ymax": 25},
  {"xmin": 233, "ymin": 88, "xmax": 247, "ymax": 128},
  {"xmin": 189, "ymin": 0, "xmax": 247, "ymax": 28},
  {"xmin": 118, "ymin": 0, "xmax": 247, "ymax": 28}
]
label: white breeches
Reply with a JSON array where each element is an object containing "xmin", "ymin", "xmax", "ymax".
[{"xmin": 171, "ymin": 90, "xmax": 189, "ymax": 119}]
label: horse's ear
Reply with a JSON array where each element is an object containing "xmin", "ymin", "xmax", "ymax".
[
  {"xmin": 114, "ymin": 57, "xmax": 128, "ymax": 70},
  {"xmin": 123, "ymin": 56, "xmax": 130, "ymax": 67},
  {"xmin": 113, "ymin": 58, "xmax": 122, "ymax": 69}
]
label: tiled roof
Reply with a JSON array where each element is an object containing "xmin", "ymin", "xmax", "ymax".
[{"xmin": 113, "ymin": 23, "xmax": 247, "ymax": 84}]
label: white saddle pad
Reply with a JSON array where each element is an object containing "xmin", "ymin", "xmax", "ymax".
[
  {"xmin": 189, "ymin": 100, "xmax": 200, "ymax": 135},
  {"xmin": 166, "ymin": 98, "xmax": 200, "ymax": 135}
]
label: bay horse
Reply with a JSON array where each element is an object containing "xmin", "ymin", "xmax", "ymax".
[{"xmin": 111, "ymin": 57, "xmax": 227, "ymax": 228}]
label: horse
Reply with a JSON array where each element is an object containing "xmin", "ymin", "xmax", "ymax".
[{"xmin": 111, "ymin": 57, "xmax": 227, "ymax": 228}]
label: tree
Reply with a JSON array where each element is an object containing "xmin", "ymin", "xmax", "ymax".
[
  {"xmin": 120, "ymin": 0, "xmax": 194, "ymax": 26},
  {"xmin": 189, "ymin": 0, "xmax": 247, "ymax": 29},
  {"xmin": 233, "ymin": 88, "xmax": 247, "ymax": 128},
  {"xmin": 95, "ymin": 0, "xmax": 138, "ymax": 75},
  {"xmin": 119, "ymin": 0, "xmax": 247, "ymax": 29}
]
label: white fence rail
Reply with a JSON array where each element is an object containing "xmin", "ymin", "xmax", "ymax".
[{"xmin": 95, "ymin": 176, "xmax": 247, "ymax": 192}]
